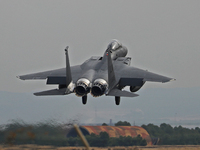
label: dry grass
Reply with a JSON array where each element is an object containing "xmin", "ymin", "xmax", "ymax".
[
  {"xmin": 139, "ymin": 145, "xmax": 200, "ymax": 150},
  {"xmin": 0, "ymin": 145, "xmax": 200, "ymax": 150}
]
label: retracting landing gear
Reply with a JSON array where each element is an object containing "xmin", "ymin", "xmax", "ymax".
[
  {"xmin": 82, "ymin": 95, "xmax": 87, "ymax": 105},
  {"xmin": 115, "ymin": 96, "xmax": 120, "ymax": 105}
]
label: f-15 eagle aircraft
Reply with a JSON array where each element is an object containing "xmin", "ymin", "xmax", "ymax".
[{"xmin": 18, "ymin": 40, "xmax": 175, "ymax": 105}]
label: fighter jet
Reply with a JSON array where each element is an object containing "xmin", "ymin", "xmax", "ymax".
[{"xmin": 17, "ymin": 40, "xmax": 175, "ymax": 105}]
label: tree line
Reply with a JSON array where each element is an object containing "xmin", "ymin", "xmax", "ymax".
[
  {"xmin": 0, "ymin": 120, "xmax": 146, "ymax": 146},
  {"xmin": 1, "ymin": 120, "xmax": 200, "ymax": 146},
  {"xmin": 142, "ymin": 123, "xmax": 200, "ymax": 145}
]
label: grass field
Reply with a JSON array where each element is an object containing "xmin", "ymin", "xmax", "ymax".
[{"xmin": 1, "ymin": 145, "xmax": 200, "ymax": 150}]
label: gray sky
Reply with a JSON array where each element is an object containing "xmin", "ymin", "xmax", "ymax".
[
  {"xmin": 0, "ymin": 1, "xmax": 200, "ymax": 125},
  {"xmin": 0, "ymin": 0, "xmax": 200, "ymax": 92}
]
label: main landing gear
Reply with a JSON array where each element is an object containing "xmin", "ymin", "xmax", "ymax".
[
  {"xmin": 82, "ymin": 96, "xmax": 120, "ymax": 105},
  {"xmin": 82, "ymin": 95, "xmax": 87, "ymax": 105},
  {"xmin": 115, "ymin": 96, "xmax": 120, "ymax": 105}
]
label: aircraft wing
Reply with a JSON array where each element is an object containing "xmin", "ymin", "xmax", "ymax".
[
  {"xmin": 117, "ymin": 66, "xmax": 174, "ymax": 86},
  {"xmin": 142, "ymin": 71, "xmax": 174, "ymax": 83},
  {"xmin": 17, "ymin": 65, "xmax": 82, "ymax": 82}
]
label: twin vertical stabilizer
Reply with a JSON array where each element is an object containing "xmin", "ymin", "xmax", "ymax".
[
  {"xmin": 106, "ymin": 50, "xmax": 138, "ymax": 98},
  {"xmin": 65, "ymin": 47, "xmax": 74, "ymax": 94},
  {"xmin": 34, "ymin": 47, "xmax": 74, "ymax": 96}
]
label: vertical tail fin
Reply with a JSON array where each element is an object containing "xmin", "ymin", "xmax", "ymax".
[
  {"xmin": 65, "ymin": 47, "xmax": 74, "ymax": 93},
  {"xmin": 106, "ymin": 50, "xmax": 138, "ymax": 98},
  {"xmin": 65, "ymin": 46, "xmax": 72, "ymax": 85},
  {"xmin": 106, "ymin": 50, "xmax": 117, "ymax": 93}
]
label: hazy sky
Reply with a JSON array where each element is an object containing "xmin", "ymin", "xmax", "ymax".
[
  {"xmin": 0, "ymin": 1, "xmax": 200, "ymax": 125},
  {"xmin": 0, "ymin": 0, "xmax": 200, "ymax": 93}
]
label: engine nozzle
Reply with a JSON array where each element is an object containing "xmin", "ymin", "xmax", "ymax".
[
  {"xmin": 91, "ymin": 79, "xmax": 108, "ymax": 97},
  {"xmin": 75, "ymin": 78, "xmax": 91, "ymax": 97}
]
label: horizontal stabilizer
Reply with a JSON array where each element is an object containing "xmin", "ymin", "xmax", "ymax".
[
  {"xmin": 106, "ymin": 89, "xmax": 139, "ymax": 97},
  {"xmin": 34, "ymin": 88, "xmax": 70, "ymax": 96}
]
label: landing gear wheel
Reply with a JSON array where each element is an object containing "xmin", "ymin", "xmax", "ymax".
[
  {"xmin": 82, "ymin": 95, "xmax": 87, "ymax": 105},
  {"xmin": 115, "ymin": 96, "xmax": 120, "ymax": 105}
]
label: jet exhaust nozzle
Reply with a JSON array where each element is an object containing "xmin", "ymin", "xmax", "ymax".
[
  {"xmin": 91, "ymin": 79, "xmax": 108, "ymax": 97},
  {"xmin": 75, "ymin": 78, "xmax": 91, "ymax": 97}
]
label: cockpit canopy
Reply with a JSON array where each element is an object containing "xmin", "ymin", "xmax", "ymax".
[{"xmin": 107, "ymin": 40, "xmax": 122, "ymax": 50}]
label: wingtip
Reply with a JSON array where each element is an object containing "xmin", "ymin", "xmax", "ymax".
[
  {"xmin": 16, "ymin": 75, "xmax": 22, "ymax": 79},
  {"xmin": 33, "ymin": 92, "xmax": 41, "ymax": 96},
  {"xmin": 16, "ymin": 75, "xmax": 25, "ymax": 80},
  {"xmin": 170, "ymin": 78, "xmax": 176, "ymax": 82}
]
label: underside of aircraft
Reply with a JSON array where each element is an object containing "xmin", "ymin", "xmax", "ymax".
[{"xmin": 18, "ymin": 40, "xmax": 175, "ymax": 105}]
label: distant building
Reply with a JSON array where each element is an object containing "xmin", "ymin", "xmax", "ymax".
[{"xmin": 67, "ymin": 126, "xmax": 152, "ymax": 145}]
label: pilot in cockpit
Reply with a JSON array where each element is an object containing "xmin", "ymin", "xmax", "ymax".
[{"xmin": 107, "ymin": 40, "xmax": 122, "ymax": 50}]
